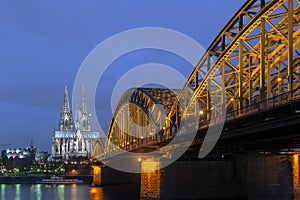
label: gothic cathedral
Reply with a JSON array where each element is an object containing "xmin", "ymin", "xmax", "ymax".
[{"xmin": 52, "ymin": 86, "xmax": 101, "ymax": 160}]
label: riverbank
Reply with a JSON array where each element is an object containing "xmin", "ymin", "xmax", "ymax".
[{"xmin": 0, "ymin": 175, "xmax": 93, "ymax": 184}]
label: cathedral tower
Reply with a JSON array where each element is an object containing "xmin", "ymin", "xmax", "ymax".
[
  {"xmin": 75, "ymin": 85, "xmax": 91, "ymax": 131},
  {"xmin": 59, "ymin": 86, "xmax": 73, "ymax": 131}
]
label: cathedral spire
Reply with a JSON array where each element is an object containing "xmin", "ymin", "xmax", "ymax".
[
  {"xmin": 62, "ymin": 85, "xmax": 71, "ymax": 113},
  {"xmin": 75, "ymin": 85, "xmax": 91, "ymax": 131},
  {"xmin": 80, "ymin": 85, "xmax": 88, "ymax": 114},
  {"xmin": 59, "ymin": 85, "xmax": 73, "ymax": 131}
]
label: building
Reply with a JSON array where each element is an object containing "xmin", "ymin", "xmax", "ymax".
[
  {"xmin": 35, "ymin": 151, "xmax": 49, "ymax": 163},
  {"xmin": 1, "ymin": 145, "xmax": 36, "ymax": 170},
  {"xmin": 52, "ymin": 86, "xmax": 101, "ymax": 160}
]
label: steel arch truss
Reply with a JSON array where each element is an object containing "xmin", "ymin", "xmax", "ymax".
[
  {"xmin": 168, "ymin": 0, "xmax": 300, "ymax": 130},
  {"xmin": 105, "ymin": 88, "xmax": 179, "ymax": 154}
]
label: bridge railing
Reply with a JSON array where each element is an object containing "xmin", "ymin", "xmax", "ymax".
[{"xmin": 202, "ymin": 89, "xmax": 300, "ymax": 129}]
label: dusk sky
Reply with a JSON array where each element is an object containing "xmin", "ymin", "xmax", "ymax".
[{"xmin": 0, "ymin": 0, "xmax": 244, "ymax": 152}]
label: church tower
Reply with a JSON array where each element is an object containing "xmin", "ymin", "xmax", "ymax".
[
  {"xmin": 75, "ymin": 85, "xmax": 91, "ymax": 131},
  {"xmin": 59, "ymin": 86, "xmax": 73, "ymax": 131}
]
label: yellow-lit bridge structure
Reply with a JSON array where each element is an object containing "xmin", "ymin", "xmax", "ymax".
[{"xmin": 93, "ymin": 0, "xmax": 300, "ymax": 159}]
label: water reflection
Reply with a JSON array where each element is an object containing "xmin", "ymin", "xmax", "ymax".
[
  {"xmin": 89, "ymin": 187, "xmax": 103, "ymax": 200},
  {"xmin": 1, "ymin": 184, "xmax": 5, "ymax": 200},
  {"xmin": 15, "ymin": 184, "xmax": 20, "ymax": 200},
  {"xmin": 0, "ymin": 184, "xmax": 139, "ymax": 200},
  {"xmin": 71, "ymin": 184, "xmax": 77, "ymax": 200},
  {"xmin": 292, "ymin": 155, "xmax": 300, "ymax": 199},
  {"xmin": 30, "ymin": 184, "xmax": 42, "ymax": 200},
  {"xmin": 36, "ymin": 184, "xmax": 42, "ymax": 200},
  {"xmin": 57, "ymin": 184, "xmax": 65, "ymax": 200}
]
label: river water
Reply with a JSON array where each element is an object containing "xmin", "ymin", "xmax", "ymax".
[{"xmin": 0, "ymin": 184, "xmax": 140, "ymax": 200}]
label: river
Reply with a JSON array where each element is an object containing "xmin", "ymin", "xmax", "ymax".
[{"xmin": 0, "ymin": 184, "xmax": 140, "ymax": 200}]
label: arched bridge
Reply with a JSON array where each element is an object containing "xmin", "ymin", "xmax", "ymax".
[
  {"xmin": 105, "ymin": 88, "xmax": 180, "ymax": 153},
  {"xmin": 93, "ymin": 0, "xmax": 300, "ymax": 159}
]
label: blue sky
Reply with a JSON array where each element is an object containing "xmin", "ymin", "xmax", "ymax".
[{"xmin": 0, "ymin": 0, "xmax": 244, "ymax": 151}]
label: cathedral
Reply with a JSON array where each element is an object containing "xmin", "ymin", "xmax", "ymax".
[{"xmin": 52, "ymin": 86, "xmax": 101, "ymax": 160}]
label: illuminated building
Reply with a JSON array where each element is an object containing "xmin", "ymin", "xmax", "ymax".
[
  {"xmin": 1, "ymin": 145, "xmax": 36, "ymax": 170},
  {"xmin": 51, "ymin": 86, "xmax": 101, "ymax": 160}
]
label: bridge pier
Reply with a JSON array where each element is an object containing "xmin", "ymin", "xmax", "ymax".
[
  {"xmin": 245, "ymin": 154, "xmax": 298, "ymax": 199},
  {"xmin": 139, "ymin": 154, "xmax": 299, "ymax": 200},
  {"xmin": 92, "ymin": 165, "xmax": 140, "ymax": 187},
  {"xmin": 140, "ymin": 159, "xmax": 161, "ymax": 200},
  {"xmin": 92, "ymin": 165, "xmax": 101, "ymax": 186}
]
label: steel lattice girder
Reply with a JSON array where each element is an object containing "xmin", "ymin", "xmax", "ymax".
[{"xmin": 168, "ymin": 0, "xmax": 300, "ymax": 127}]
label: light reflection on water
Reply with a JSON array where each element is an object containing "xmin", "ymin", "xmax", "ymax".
[
  {"xmin": 0, "ymin": 184, "xmax": 139, "ymax": 200},
  {"xmin": 89, "ymin": 187, "xmax": 103, "ymax": 200},
  {"xmin": 15, "ymin": 184, "xmax": 21, "ymax": 200},
  {"xmin": 1, "ymin": 184, "xmax": 5, "ymax": 199}
]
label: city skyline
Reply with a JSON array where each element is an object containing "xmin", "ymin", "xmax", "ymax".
[{"xmin": 0, "ymin": 1, "xmax": 244, "ymax": 151}]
